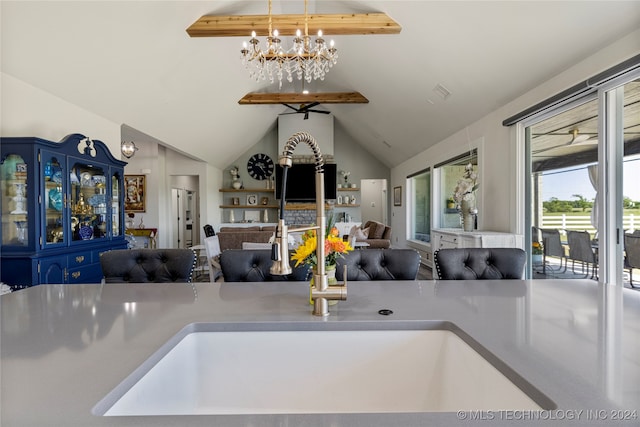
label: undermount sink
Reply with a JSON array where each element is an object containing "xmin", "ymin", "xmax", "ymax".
[{"xmin": 93, "ymin": 321, "xmax": 554, "ymax": 416}]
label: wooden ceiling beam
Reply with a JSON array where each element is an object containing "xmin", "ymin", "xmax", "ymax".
[
  {"xmin": 187, "ymin": 13, "xmax": 401, "ymax": 37},
  {"xmin": 238, "ymin": 92, "xmax": 369, "ymax": 105}
]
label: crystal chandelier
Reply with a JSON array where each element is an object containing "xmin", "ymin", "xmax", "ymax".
[{"xmin": 240, "ymin": 0, "xmax": 338, "ymax": 88}]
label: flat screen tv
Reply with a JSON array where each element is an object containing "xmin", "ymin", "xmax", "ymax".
[{"xmin": 275, "ymin": 163, "xmax": 337, "ymax": 201}]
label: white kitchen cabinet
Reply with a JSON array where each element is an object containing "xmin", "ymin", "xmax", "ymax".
[{"xmin": 431, "ymin": 228, "xmax": 523, "ymax": 262}]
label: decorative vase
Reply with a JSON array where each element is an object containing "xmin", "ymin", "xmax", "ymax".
[
  {"xmin": 532, "ymin": 254, "xmax": 543, "ymax": 265},
  {"xmin": 232, "ymin": 180, "xmax": 242, "ymax": 190},
  {"xmin": 11, "ymin": 183, "xmax": 27, "ymax": 214},
  {"xmin": 461, "ymin": 197, "xmax": 475, "ymax": 232},
  {"xmin": 309, "ymin": 265, "xmax": 338, "ymax": 306},
  {"xmin": 79, "ymin": 224, "xmax": 93, "ymax": 240},
  {"xmin": 14, "ymin": 221, "xmax": 27, "ymax": 245}
]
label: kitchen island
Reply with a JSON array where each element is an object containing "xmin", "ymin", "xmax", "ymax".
[{"xmin": 1, "ymin": 279, "xmax": 639, "ymax": 426}]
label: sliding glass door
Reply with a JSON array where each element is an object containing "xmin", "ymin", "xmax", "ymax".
[{"xmin": 524, "ymin": 73, "xmax": 640, "ymax": 287}]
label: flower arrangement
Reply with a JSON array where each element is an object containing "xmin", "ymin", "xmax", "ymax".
[
  {"xmin": 532, "ymin": 241, "xmax": 544, "ymax": 255},
  {"xmin": 340, "ymin": 170, "xmax": 351, "ymax": 185},
  {"xmin": 453, "ymin": 163, "xmax": 478, "ymax": 204},
  {"xmin": 291, "ymin": 216, "xmax": 353, "ymax": 269}
]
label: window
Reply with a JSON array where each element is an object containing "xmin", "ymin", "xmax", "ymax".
[{"xmin": 435, "ymin": 150, "xmax": 478, "ymax": 229}]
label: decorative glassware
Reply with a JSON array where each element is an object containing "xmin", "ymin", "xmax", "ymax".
[
  {"xmin": 14, "ymin": 220, "xmax": 27, "ymax": 245},
  {"xmin": 11, "ymin": 183, "xmax": 27, "ymax": 214}
]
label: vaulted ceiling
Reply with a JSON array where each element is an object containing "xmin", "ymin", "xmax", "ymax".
[{"xmin": 2, "ymin": 1, "xmax": 640, "ymax": 169}]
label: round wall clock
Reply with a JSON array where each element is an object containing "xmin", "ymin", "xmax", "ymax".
[{"xmin": 247, "ymin": 153, "xmax": 274, "ymax": 181}]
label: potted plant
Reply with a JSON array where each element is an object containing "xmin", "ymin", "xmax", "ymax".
[{"xmin": 532, "ymin": 241, "xmax": 544, "ymax": 264}]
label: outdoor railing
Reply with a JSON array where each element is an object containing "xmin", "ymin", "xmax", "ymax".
[{"xmin": 540, "ymin": 214, "xmax": 638, "ymax": 236}]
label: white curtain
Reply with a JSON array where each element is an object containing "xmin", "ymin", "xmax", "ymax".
[{"xmin": 588, "ymin": 165, "xmax": 598, "ymax": 229}]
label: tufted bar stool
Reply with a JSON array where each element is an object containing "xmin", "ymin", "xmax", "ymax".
[
  {"xmin": 219, "ymin": 250, "xmax": 311, "ymax": 282},
  {"xmin": 434, "ymin": 248, "xmax": 526, "ymax": 280},
  {"xmin": 100, "ymin": 249, "xmax": 196, "ymax": 283},
  {"xmin": 336, "ymin": 249, "xmax": 421, "ymax": 281}
]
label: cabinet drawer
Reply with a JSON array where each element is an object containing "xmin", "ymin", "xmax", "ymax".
[
  {"xmin": 68, "ymin": 251, "xmax": 92, "ymax": 267},
  {"xmin": 67, "ymin": 264, "xmax": 102, "ymax": 284},
  {"xmin": 437, "ymin": 234, "xmax": 458, "ymax": 248}
]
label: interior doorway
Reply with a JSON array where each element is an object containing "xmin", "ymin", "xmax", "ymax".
[
  {"xmin": 360, "ymin": 179, "xmax": 388, "ymax": 225},
  {"xmin": 170, "ymin": 176, "xmax": 200, "ymax": 249}
]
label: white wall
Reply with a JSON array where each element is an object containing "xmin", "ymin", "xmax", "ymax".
[
  {"xmin": 0, "ymin": 74, "xmax": 224, "ymax": 249},
  {"xmin": 123, "ymin": 139, "xmax": 222, "ymax": 248},
  {"xmin": 278, "ymin": 113, "xmax": 334, "ymax": 156},
  {"xmin": 391, "ymin": 28, "xmax": 640, "ymax": 252},
  {"xmin": 1, "ymin": 72, "xmax": 121, "ymax": 154},
  {"xmin": 225, "ymin": 118, "xmax": 391, "ymax": 225}
]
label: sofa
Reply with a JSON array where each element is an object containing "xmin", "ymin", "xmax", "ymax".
[
  {"xmin": 348, "ymin": 220, "xmax": 392, "ymax": 249},
  {"xmin": 216, "ymin": 226, "xmax": 276, "ymax": 251}
]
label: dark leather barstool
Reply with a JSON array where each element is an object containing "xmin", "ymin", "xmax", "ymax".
[
  {"xmin": 434, "ymin": 248, "xmax": 526, "ymax": 280},
  {"xmin": 100, "ymin": 249, "xmax": 196, "ymax": 283},
  {"xmin": 336, "ymin": 249, "xmax": 420, "ymax": 281},
  {"xmin": 219, "ymin": 249, "xmax": 310, "ymax": 282}
]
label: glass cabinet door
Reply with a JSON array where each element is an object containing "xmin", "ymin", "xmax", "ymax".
[
  {"xmin": 70, "ymin": 162, "xmax": 108, "ymax": 242},
  {"xmin": 42, "ymin": 151, "xmax": 66, "ymax": 246},
  {"xmin": 111, "ymin": 170, "xmax": 122, "ymax": 237},
  {"xmin": 1, "ymin": 153, "xmax": 29, "ymax": 246}
]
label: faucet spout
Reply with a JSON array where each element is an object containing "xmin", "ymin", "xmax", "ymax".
[{"xmin": 270, "ymin": 131, "xmax": 347, "ymax": 316}]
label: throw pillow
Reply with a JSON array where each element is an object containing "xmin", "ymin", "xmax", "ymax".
[
  {"xmin": 348, "ymin": 225, "xmax": 359, "ymax": 244},
  {"xmin": 354, "ymin": 227, "xmax": 370, "ymax": 241},
  {"xmin": 368, "ymin": 222, "xmax": 385, "ymax": 239}
]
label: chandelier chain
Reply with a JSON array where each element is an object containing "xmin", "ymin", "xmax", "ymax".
[
  {"xmin": 268, "ymin": 0, "xmax": 273, "ymax": 38},
  {"xmin": 304, "ymin": 0, "xmax": 308, "ymax": 38}
]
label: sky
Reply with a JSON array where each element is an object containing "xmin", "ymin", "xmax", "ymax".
[{"xmin": 542, "ymin": 155, "xmax": 640, "ymax": 202}]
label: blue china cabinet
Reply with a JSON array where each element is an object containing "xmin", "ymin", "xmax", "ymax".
[{"xmin": 0, "ymin": 133, "xmax": 128, "ymax": 286}]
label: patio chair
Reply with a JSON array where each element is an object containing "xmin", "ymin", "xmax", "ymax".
[
  {"xmin": 624, "ymin": 233, "xmax": 640, "ymax": 288},
  {"xmin": 540, "ymin": 228, "xmax": 567, "ymax": 273},
  {"xmin": 566, "ymin": 230, "xmax": 597, "ymax": 279}
]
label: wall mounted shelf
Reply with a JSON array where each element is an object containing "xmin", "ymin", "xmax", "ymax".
[
  {"xmin": 219, "ymin": 205, "xmax": 279, "ymax": 209},
  {"xmin": 219, "ymin": 188, "xmax": 275, "ymax": 193}
]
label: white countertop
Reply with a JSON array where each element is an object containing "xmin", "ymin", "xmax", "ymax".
[{"xmin": 2, "ymin": 280, "xmax": 639, "ymax": 426}]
